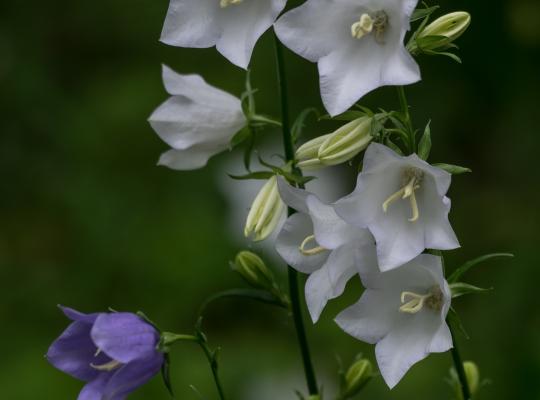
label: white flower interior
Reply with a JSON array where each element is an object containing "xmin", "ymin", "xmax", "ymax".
[
  {"xmin": 382, "ymin": 167, "xmax": 424, "ymax": 222},
  {"xmin": 399, "ymin": 285, "xmax": 443, "ymax": 314},
  {"xmin": 351, "ymin": 11, "xmax": 389, "ymax": 43},
  {"xmin": 220, "ymin": 0, "xmax": 243, "ymax": 7}
]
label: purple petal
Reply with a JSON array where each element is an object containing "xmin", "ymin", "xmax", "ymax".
[
  {"xmin": 47, "ymin": 320, "xmax": 107, "ymax": 381},
  {"xmin": 77, "ymin": 373, "xmax": 112, "ymax": 400},
  {"xmin": 59, "ymin": 305, "xmax": 100, "ymax": 324},
  {"xmin": 90, "ymin": 313, "xmax": 159, "ymax": 364},
  {"xmin": 103, "ymin": 354, "xmax": 164, "ymax": 400}
]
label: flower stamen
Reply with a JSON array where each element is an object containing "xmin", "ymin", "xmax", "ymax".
[
  {"xmin": 299, "ymin": 234, "xmax": 327, "ymax": 256},
  {"xmin": 382, "ymin": 168, "xmax": 423, "ymax": 223},
  {"xmin": 351, "ymin": 11, "xmax": 389, "ymax": 43},
  {"xmin": 90, "ymin": 359, "xmax": 123, "ymax": 372},
  {"xmin": 220, "ymin": 0, "xmax": 242, "ymax": 7},
  {"xmin": 399, "ymin": 286, "xmax": 443, "ymax": 314}
]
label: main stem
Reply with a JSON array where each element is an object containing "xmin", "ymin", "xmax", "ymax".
[
  {"xmin": 199, "ymin": 340, "xmax": 227, "ymax": 400},
  {"xmin": 449, "ymin": 324, "xmax": 472, "ymax": 400},
  {"xmin": 396, "ymin": 86, "xmax": 415, "ymax": 153},
  {"xmin": 274, "ymin": 33, "xmax": 319, "ymax": 396}
]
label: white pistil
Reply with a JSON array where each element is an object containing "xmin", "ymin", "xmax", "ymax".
[
  {"xmin": 220, "ymin": 0, "xmax": 242, "ymax": 8},
  {"xmin": 382, "ymin": 169, "xmax": 423, "ymax": 223},
  {"xmin": 90, "ymin": 359, "xmax": 123, "ymax": 372},
  {"xmin": 399, "ymin": 287, "xmax": 443, "ymax": 314},
  {"xmin": 351, "ymin": 11, "xmax": 389, "ymax": 43},
  {"xmin": 299, "ymin": 234, "xmax": 327, "ymax": 256}
]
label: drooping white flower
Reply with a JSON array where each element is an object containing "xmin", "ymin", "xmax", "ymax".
[
  {"xmin": 160, "ymin": 0, "xmax": 287, "ymax": 69},
  {"xmin": 335, "ymin": 143, "xmax": 459, "ymax": 271},
  {"xmin": 336, "ymin": 253, "xmax": 453, "ymax": 389},
  {"xmin": 148, "ymin": 65, "xmax": 246, "ymax": 170},
  {"xmin": 274, "ymin": 0, "xmax": 421, "ymax": 116},
  {"xmin": 275, "ymin": 178, "xmax": 375, "ymax": 322}
]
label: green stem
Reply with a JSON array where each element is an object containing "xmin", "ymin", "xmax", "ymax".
[
  {"xmin": 198, "ymin": 339, "xmax": 227, "ymax": 400},
  {"xmin": 396, "ymin": 86, "xmax": 415, "ymax": 153},
  {"xmin": 449, "ymin": 324, "xmax": 472, "ymax": 400},
  {"xmin": 274, "ymin": 33, "xmax": 319, "ymax": 396}
]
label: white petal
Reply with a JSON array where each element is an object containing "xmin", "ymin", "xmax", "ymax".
[
  {"xmin": 306, "ymin": 195, "xmax": 369, "ymax": 250},
  {"xmin": 375, "ymin": 309, "xmax": 448, "ymax": 389},
  {"xmin": 157, "ymin": 145, "xmax": 227, "ymax": 170},
  {"xmin": 160, "ymin": 0, "xmax": 221, "ymax": 48},
  {"xmin": 216, "ymin": 0, "xmax": 286, "ymax": 68},
  {"xmin": 421, "ymin": 191, "xmax": 460, "ymax": 251},
  {"xmin": 305, "ymin": 244, "xmax": 357, "ymax": 322},
  {"xmin": 274, "ymin": 0, "xmax": 352, "ymax": 62},
  {"xmin": 276, "ymin": 177, "xmax": 309, "ymax": 214},
  {"xmin": 275, "ymin": 213, "xmax": 329, "ymax": 274},
  {"xmin": 335, "ymin": 288, "xmax": 398, "ymax": 344}
]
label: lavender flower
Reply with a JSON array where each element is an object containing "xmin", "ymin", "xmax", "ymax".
[{"xmin": 46, "ymin": 306, "xmax": 164, "ymax": 400}]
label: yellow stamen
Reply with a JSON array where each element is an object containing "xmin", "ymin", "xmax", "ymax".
[
  {"xmin": 382, "ymin": 170, "xmax": 423, "ymax": 223},
  {"xmin": 299, "ymin": 235, "xmax": 327, "ymax": 256},
  {"xmin": 220, "ymin": 0, "xmax": 242, "ymax": 7},
  {"xmin": 399, "ymin": 287, "xmax": 443, "ymax": 314},
  {"xmin": 90, "ymin": 359, "xmax": 122, "ymax": 372},
  {"xmin": 351, "ymin": 14, "xmax": 374, "ymax": 39}
]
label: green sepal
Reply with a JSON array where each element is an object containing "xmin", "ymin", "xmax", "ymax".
[
  {"xmin": 292, "ymin": 108, "xmax": 318, "ymax": 145},
  {"xmin": 161, "ymin": 353, "xmax": 174, "ymax": 398},
  {"xmin": 448, "ymin": 253, "xmax": 514, "ymax": 283},
  {"xmin": 227, "ymin": 171, "xmax": 275, "ymax": 181},
  {"xmin": 258, "ymin": 157, "xmax": 315, "ymax": 185},
  {"xmin": 417, "ymin": 120, "xmax": 432, "ymax": 160},
  {"xmin": 410, "ymin": 5, "xmax": 440, "ymax": 22},
  {"xmin": 433, "ymin": 163, "xmax": 472, "ymax": 174},
  {"xmin": 230, "ymin": 125, "xmax": 251, "ymax": 148},
  {"xmin": 450, "ymin": 282, "xmax": 493, "ymax": 299}
]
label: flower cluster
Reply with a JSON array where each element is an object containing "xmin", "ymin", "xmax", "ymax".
[{"xmin": 48, "ymin": 0, "xmax": 488, "ymax": 399}]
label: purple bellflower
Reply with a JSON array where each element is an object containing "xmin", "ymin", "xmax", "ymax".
[{"xmin": 46, "ymin": 306, "xmax": 164, "ymax": 400}]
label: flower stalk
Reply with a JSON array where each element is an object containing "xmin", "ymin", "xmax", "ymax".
[
  {"xmin": 274, "ymin": 32, "xmax": 319, "ymax": 396},
  {"xmin": 449, "ymin": 324, "xmax": 472, "ymax": 400}
]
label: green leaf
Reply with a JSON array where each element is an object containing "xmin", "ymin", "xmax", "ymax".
[
  {"xmin": 417, "ymin": 120, "xmax": 432, "ymax": 160},
  {"xmin": 411, "ymin": 5, "xmax": 440, "ymax": 22},
  {"xmin": 161, "ymin": 353, "xmax": 174, "ymax": 397},
  {"xmin": 198, "ymin": 288, "xmax": 288, "ymax": 318},
  {"xmin": 433, "ymin": 163, "xmax": 472, "ymax": 174},
  {"xmin": 291, "ymin": 108, "xmax": 318, "ymax": 144},
  {"xmin": 450, "ymin": 282, "xmax": 493, "ymax": 298},
  {"xmin": 384, "ymin": 137, "xmax": 404, "ymax": 155},
  {"xmin": 448, "ymin": 253, "xmax": 514, "ymax": 283},
  {"xmin": 230, "ymin": 125, "xmax": 251, "ymax": 148},
  {"xmin": 250, "ymin": 114, "xmax": 281, "ymax": 127},
  {"xmin": 227, "ymin": 171, "xmax": 274, "ymax": 181}
]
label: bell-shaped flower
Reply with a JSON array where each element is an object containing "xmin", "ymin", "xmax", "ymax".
[
  {"xmin": 335, "ymin": 143, "xmax": 459, "ymax": 271},
  {"xmin": 149, "ymin": 65, "xmax": 246, "ymax": 170},
  {"xmin": 274, "ymin": 0, "xmax": 421, "ymax": 116},
  {"xmin": 275, "ymin": 178, "xmax": 375, "ymax": 322},
  {"xmin": 46, "ymin": 306, "xmax": 164, "ymax": 400},
  {"xmin": 336, "ymin": 254, "xmax": 453, "ymax": 389},
  {"xmin": 160, "ymin": 0, "xmax": 287, "ymax": 69}
]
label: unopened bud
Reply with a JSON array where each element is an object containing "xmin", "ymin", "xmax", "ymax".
[
  {"xmin": 417, "ymin": 12, "xmax": 471, "ymax": 50},
  {"xmin": 295, "ymin": 117, "xmax": 372, "ymax": 170},
  {"xmin": 232, "ymin": 251, "xmax": 275, "ymax": 290},
  {"xmin": 343, "ymin": 358, "xmax": 373, "ymax": 397},
  {"xmin": 450, "ymin": 360, "xmax": 481, "ymax": 399},
  {"xmin": 244, "ymin": 176, "xmax": 285, "ymax": 241},
  {"xmin": 296, "ymin": 133, "xmax": 332, "ymax": 170}
]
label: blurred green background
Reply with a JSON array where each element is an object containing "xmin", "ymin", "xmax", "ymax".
[{"xmin": 1, "ymin": 0, "xmax": 539, "ymax": 399}]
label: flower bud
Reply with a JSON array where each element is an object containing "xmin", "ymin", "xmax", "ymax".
[
  {"xmin": 450, "ymin": 360, "xmax": 481, "ymax": 399},
  {"xmin": 343, "ymin": 358, "xmax": 373, "ymax": 398},
  {"xmin": 318, "ymin": 117, "xmax": 373, "ymax": 166},
  {"xmin": 296, "ymin": 133, "xmax": 332, "ymax": 170},
  {"xmin": 417, "ymin": 12, "xmax": 471, "ymax": 50},
  {"xmin": 232, "ymin": 251, "xmax": 275, "ymax": 290},
  {"xmin": 244, "ymin": 175, "xmax": 285, "ymax": 241},
  {"xmin": 295, "ymin": 117, "xmax": 372, "ymax": 170}
]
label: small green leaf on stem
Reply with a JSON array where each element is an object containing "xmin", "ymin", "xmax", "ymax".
[
  {"xmin": 450, "ymin": 282, "xmax": 493, "ymax": 298},
  {"xmin": 448, "ymin": 253, "xmax": 514, "ymax": 283},
  {"xmin": 433, "ymin": 163, "xmax": 472, "ymax": 174},
  {"xmin": 418, "ymin": 120, "xmax": 432, "ymax": 160}
]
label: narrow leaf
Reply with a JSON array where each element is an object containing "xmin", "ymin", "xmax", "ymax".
[
  {"xmin": 291, "ymin": 108, "xmax": 318, "ymax": 144},
  {"xmin": 433, "ymin": 163, "xmax": 472, "ymax": 174},
  {"xmin": 228, "ymin": 171, "xmax": 274, "ymax": 181},
  {"xmin": 417, "ymin": 120, "xmax": 432, "ymax": 160},
  {"xmin": 448, "ymin": 253, "xmax": 514, "ymax": 283},
  {"xmin": 450, "ymin": 282, "xmax": 493, "ymax": 298},
  {"xmin": 447, "ymin": 307, "xmax": 469, "ymax": 339},
  {"xmin": 161, "ymin": 353, "xmax": 174, "ymax": 397},
  {"xmin": 411, "ymin": 5, "xmax": 440, "ymax": 22}
]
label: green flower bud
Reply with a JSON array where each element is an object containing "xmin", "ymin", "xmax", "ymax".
[
  {"xmin": 296, "ymin": 133, "xmax": 332, "ymax": 170},
  {"xmin": 343, "ymin": 358, "xmax": 373, "ymax": 398},
  {"xmin": 318, "ymin": 117, "xmax": 373, "ymax": 166},
  {"xmin": 295, "ymin": 117, "xmax": 373, "ymax": 170},
  {"xmin": 417, "ymin": 12, "xmax": 471, "ymax": 50},
  {"xmin": 232, "ymin": 251, "xmax": 275, "ymax": 290},
  {"xmin": 463, "ymin": 361, "xmax": 480, "ymax": 396},
  {"xmin": 244, "ymin": 175, "xmax": 285, "ymax": 241}
]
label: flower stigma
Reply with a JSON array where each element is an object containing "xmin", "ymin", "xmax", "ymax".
[
  {"xmin": 299, "ymin": 234, "xmax": 327, "ymax": 256},
  {"xmin": 220, "ymin": 0, "xmax": 242, "ymax": 7},
  {"xmin": 382, "ymin": 167, "xmax": 424, "ymax": 222},
  {"xmin": 351, "ymin": 11, "xmax": 389, "ymax": 43},
  {"xmin": 90, "ymin": 348, "xmax": 123, "ymax": 371},
  {"xmin": 399, "ymin": 286, "xmax": 443, "ymax": 314}
]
